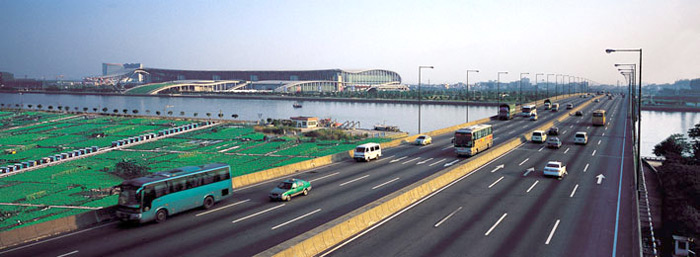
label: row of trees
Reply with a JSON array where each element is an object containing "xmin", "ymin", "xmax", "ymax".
[
  {"xmin": 0, "ymin": 103, "xmax": 240, "ymax": 119},
  {"xmin": 651, "ymin": 122, "xmax": 700, "ymax": 255}
]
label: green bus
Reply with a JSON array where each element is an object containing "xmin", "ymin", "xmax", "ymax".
[{"xmin": 115, "ymin": 163, "xmax": 233, "ymax": 223}]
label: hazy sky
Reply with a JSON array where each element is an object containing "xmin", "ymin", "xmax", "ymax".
[{"xmin": 1, "ymin": 0, "xmax": 699, "ymax": 85}]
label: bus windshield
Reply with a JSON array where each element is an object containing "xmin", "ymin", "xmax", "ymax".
[
  {"xmin": 455, "ymin": 132, "xmax": 473, "ymax": 147},
  {"xmin": 118, "ymin": 185, "xmax": 141, "ymax": 207},
  {"xmin": 593, "ymin": 113, "xmax": 604, "ymax": 117}
]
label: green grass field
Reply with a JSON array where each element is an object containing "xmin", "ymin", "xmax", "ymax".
[{"xmin": 0, "ymin": 110, "xmax": 394, "ymax": 232}]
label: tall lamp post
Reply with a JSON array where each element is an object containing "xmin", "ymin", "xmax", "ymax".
[
  {"xmin": 519, "ymin": 73, "xmax": 529, "ymax": 106},
  {"xmin": 546, "ymin": 74, "xmax": 555, "ymax": 98},
  {"xmin": 466, "ymin": 69, "xmax": 479, "ymax": 123},
  {"xmin": 606, "ymin": 48, "xmax": 643, "ymax": 195},
  {"xmin": 535, "ymin": 73, "xmax": 544, "ymax": 100},
  {"xmin": 418, "ymin": 65, "xmax": 434, "ymax": 134},
  {"xmin": 555, "ymin": 74, "xmax": 562, "ymax": 100},
  {"xmin": 616, "ymin": 63, "xmax": 636, "ymax": 119},
  {"xmin": 497, "ymin": 71, "xmax": 508, "ymax": 105}
]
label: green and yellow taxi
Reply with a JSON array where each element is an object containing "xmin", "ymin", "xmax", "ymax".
[{"xmin": 269, "ymin": 178, "xmax": 312, "ymax": 201}]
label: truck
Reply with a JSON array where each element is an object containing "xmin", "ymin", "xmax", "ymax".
[
  {"xmin": 498, "ymin": 103, "xmax": 518, "ymax": 120},
  {"xmin": 543, "ymin": 161, "xmax": 567, "ymax": 178}
]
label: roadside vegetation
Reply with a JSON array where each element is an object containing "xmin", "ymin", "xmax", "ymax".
[{"xmin": 652, "ymin": 122, "xmax": 700, "ymax": 255}]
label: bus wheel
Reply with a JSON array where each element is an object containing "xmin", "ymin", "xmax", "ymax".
[
  {"xmin": 203, "ymin": 196, "xmax": 215, "ymax": 209},
  {"xmin": 155, "ymin": 209, "xmax": 168, "ymax": 223}
]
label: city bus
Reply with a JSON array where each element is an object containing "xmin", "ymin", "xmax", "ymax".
[
  {"xmin": 521, "ymin": 104, "xmax": 537, "ymax": 117},
  {"xmin": 454, "ymin": 124, "xmax": 493, "ymax": 156},
  {"xmin": 115, "ymin": 163, "xmax": 233, "ymax": 224},
  {"xmin": 592, "ymin": 110, "xmax": 606, "ymax": 126}
]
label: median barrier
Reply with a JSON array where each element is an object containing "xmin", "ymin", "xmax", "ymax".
[{"xmin": 258, "ymin": 94, "xmax": 596, "ymax": 257}]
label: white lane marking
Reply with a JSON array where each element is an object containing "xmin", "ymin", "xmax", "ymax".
[
  {"xmin": 308, "ymin": 172, "xmax": 340, "ymax": 183},
  {"xmin": 390, "ymin": 156, "xmax": 407, "ymax": 163},
  {"xmin": 598, "ymin": 140, "xmax": 601, "ymax": 145},
  {"xmin": 545, "ymin": 219, "xmax": 561, "ymax": 245},
  {"xmin": 587, "ymin": 126, "xmax": 590, "ymax": 130},
  {"xmin": 434, "ymin": 206, "xmax": 463, "ymax": 228},
  {"xmin": 0, "ymin": 221, "xmax": 118, "ymax": 255},
  {"xmin": 518, "ymin": 158, "xmax": 529, "ymax": 166},
  {"xmin": 562, "ymin": 130, "xmax": 568, "ymax": 134},
  {"xmin": 232, "ymin": 204, "xmax": 285, "ymax": 223},
  {"xmin": 602, "ymin": 132, "xmax": 606, "ymax": 136},
  {"xmin": 416, "ymin": 158, "xmax": 433, "ymax": 165},
  {"xmin": 429, "ymin": 159, "xmax": 446, "ymax": 166},
  {"xmin": 339, "ymin": 175, "xmax": 370, "ymax": 186},
  {"xmin": 402, "ymin": 157, "xmax": 421, "ymax": 164},
  {"xmin": 485, "ymin": 213, "xmax": 508, "ymax": 236},
  {"xmin": 372, "ymin": 177, "xmax": 400, "ymax": 190},
  {"xmin": 196, "ymin": 199, "xmax": 251, "ymax": 217},
  {"xmin": 442, "ymin": 146, "xmax": 452, "ymax": 150},
  {"xmin": 591, "ymin": 150, "xmax": 597, "ymax": 156},
  {"xmin": 538, "ymin": 146, "xmax": 544, "ymax": 152},
  {"xmin": 605, "ymin": 126, "xmax": 608, "ymax": 130},
  {"xmin": 584, "ymin": 163, "xmax": 590, "ymax": 172},
  {"xmin": 271, "ymin": 208, "xmax": 322, "ymax": 230},
  {"xmin": 232, "ymin": 162, "xmax": 341, "ymax": 192},
  {"xmin": 444, "ymin": 159, "xmax": 460, "ymax": 167},
  {"xmin": 319, "ymin": 144, "xmax": 523, "ymax": 257},
  {"xmin": 569, "ymin": 125, "xmax": 573, "ymax": 128},
  {"xmin": 570, "ymin": 184, "xmax": 579, "ymax": 198},
  {"xmin": 488, "ymin": 176, "xmax": 505, "ymax": 188},
  {"xmin": 57, "ymin": 250, "xmax": 79, "ymax": 257},
  {"xmin": 564, "ymin": 148, "xmax": 570, "ymax": 154},
  {"xmin": 526, "ymin": 180, "xmax": 539, "ymax": 193}
]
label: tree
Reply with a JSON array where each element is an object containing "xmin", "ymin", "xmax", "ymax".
[
  {"xmin": 193, "ymin": 112, "xmax": 198, "ymax": 117},
  {"xmin": 122, "ymin": 109, "xmax": 128, "ymax": 114},
  {"xmin": 83, "ymin": 107, "xmax": 89, "ymax": 112},
  {"xmin": 93, "ymin": 107, "xmax": 98, "ymax": 112},
  {"xmin": 206, "ymin": 113, "xmax": 211, "ymax": 118},
  {"xmin": 113, "ymin": 109, "xmax": 119, "ymax": 114},
  {"xmin": 167, "ymin": 110, "xmax": 173, "ymax": 116},
  {"xmin": 180, "ymin": 111, "xmax": 185, "ymax": 116},
  {"xmin": 37, "ymin": 104, "xmax": 42, "ymax": 109},
  {"xmin": 145, "ymin": 109, "xmax": 150, "ymax": 114},
  {"xmin": 102, "ymin": 107, "xmax": 108, "ymax": 113},
  {"xmin": 112, "ymin": 159, "xmax": 150, "ymax": 179},
  {"xmin": 231, "ymin": 114, "xmax": 238, "ymax": 119},
  {"xmin": 156, "ymin": 111, "xmax": 161, "ymax": 116},
  {"xmin": 132, "ymin": 109, "xmax": 139, "ymax": 114},
  {"xmin": 48, "ymin": 105, "xmax": 54, "ymax": 110},
  {"xmin": 688, "ymin": 122, "xmax": 700, "ymax": 162},
  {"xmin": 27, "ymin": 104, "xmax": 33, "ymax": 109},
  {"xmin": 57, "ymin": 106, "xmax": 63, "ymax": 111},
  {"xmin": 218, "ymin": 113, "xmax": 224, "ymax": 118},
  {"xmin": 653, "ymin": 133, "xmax": 690, "ymax": 160}
]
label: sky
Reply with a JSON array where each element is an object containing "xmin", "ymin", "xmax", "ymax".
[{"xmin": 1, "ymin": 0, "xmax": 699, "ymax": 85}]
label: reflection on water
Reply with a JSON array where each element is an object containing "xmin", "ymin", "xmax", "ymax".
[
  {"xmin": 641, "ymin": 111, "xmax": 700, "ymax": 156},
  {"xmin": 0, "ymin": 93, "xmax": 496, "ymax": 135}
]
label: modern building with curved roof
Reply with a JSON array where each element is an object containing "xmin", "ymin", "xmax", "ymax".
[{"xmin": 132, "ymin": 68, "xmax": 404, "ymax": 93}]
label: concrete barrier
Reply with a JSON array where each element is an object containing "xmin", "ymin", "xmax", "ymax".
[
  {"xmin": 258, "ymin": 94, "xmax": 596, "ymax": 257},
  {"xmin": 0, "ymin": 206, "xmax": 116, "ymax": 249}
]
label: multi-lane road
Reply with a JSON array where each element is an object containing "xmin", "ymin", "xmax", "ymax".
[
  {"xmin": 326, "ymin": 96, "xmax": 637, "ymax": 256},
  {"xmin": 1, "ymin": 95, "xmax": 629, "ymax": 257}
]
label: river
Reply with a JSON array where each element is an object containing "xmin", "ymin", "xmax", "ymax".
[{"xmin": 2, "ymin": 92, "xmax": 698, "ymax": 157}]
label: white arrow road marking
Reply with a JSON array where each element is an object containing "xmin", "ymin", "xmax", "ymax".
[
  {"xmin": 429, "ymin": 159, "xmax": 446, "ymax": 166},
  {"xmin": 523, "ymin": 167, "xmax": 535, "ymax": 177},
  {"xmin": 434, "ymin": 206, "xmax": 463, "ymax": 228},
  {"xmin": 390, "ymin": 156, "xmax": 407, "ymax": 163},
  {"xmin": 416, "ymin": 158, "xmax": 433, "ymax": 165},
  {"xmin": 596, "ymin": 174, "xmax": 605, "ymax": 184},
  {"xmin": 518, "ymin": 158, "xmax": 529, "ymax": 166},
  {"xmin": 491, "ymin": 164, "xmax": 505, "ymax": 173},
  {"xmin": 444, "ymin": 159, "xmax": 460, "ymax": 167},
  {"xmin": 545, "ymin": 219, "xmax": 561, "ymax": 245}
]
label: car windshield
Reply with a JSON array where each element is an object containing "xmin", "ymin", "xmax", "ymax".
[
  {"xmin": 118, "ymin": 185, "xmax": 141, "ymax": 207},
  {"xmin": 576, "ymin": 134, "xmax": 585, "ymax": 138},
  {"xmin": 277, "ymin": 182, "xmax": 293, "ymax": 190},
  {"xmin": 418, "ymin": 136, "xmax": 425, "ymax": 140},
  {"xmin": 355, "ymin": 147, "xmax": 365, "ymax": 152},
  {"xmin": 549, "ymin": 138, "xmax": 559, "ymax": 142}
]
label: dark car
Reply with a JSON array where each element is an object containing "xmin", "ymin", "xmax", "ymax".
[
  {"xmin": 575, "ymin": 111, "xmax": 583, "ymax": 116},
  {"xmin": 548, "ymin": 126, "xmax": 559, "ymax": 136}
]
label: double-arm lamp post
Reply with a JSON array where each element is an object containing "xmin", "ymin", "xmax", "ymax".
[
  {"xmin": 466, "ymin": 69, "xmax": 479, "ymax": 123},
  {"xmin": 418, "ymin": 66, "xmax": 434, "ymax": 134},
  {"xmin": 497, "ymin": 72, "xmax": 508, "ymax": 105}
]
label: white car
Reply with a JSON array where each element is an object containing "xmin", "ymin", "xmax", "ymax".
[
  {"xmin": 530, "ymin": 113, "xmax": 538, "ymax": 121},
  {"xmin": 574, "ymin": 132, "xmax": 588, "ymax": 145},
  {"xmin": 543, "ymin": 161, "xmax": 567, "ymax": 178},
  {"xmin": 415, "ymin": 135, "xmax": 432, "ymax": 145}
]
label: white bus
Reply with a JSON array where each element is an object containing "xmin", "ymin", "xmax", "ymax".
[
  {"xmin": 454, "ymin": 124, "xmax": 493, "ymax": 156},
  {"xmin": 521, "ymin": 104, "xmax": 537, "ymax": 117}
]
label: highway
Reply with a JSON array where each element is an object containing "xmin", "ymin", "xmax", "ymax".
[
  {"xmin": 326, "ymin": 95, "xmax": 638, "ymax": 257},
  {"xmin": 0, "ymin": 96, "xmax": 596, "ymax": 257}
]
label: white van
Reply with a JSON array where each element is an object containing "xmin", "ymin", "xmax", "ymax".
[
  {"xmin": 532, "ymin": 130, "xmax": 547, "ymax": 143},
  {"xmin": 354, "ymin": 143, "xmax": 382, "ymax": 162}
]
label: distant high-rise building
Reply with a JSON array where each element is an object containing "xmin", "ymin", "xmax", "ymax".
[
  {"xmin": 690, "ymin": 78, "xmax": 700, "ymax": 92},
  {"xmin": 102, "ymin": 63, "xmax": 142, "ymax": 76}
]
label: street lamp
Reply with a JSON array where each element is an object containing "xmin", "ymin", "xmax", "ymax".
[
  {"xmin": 606, "ymin": 47, "xmax": 643, "ymax": 193},
  {"xmin": 418, "ymin": 65, "xmax": 433, "ymax": 134},
  {"xmin": 497, "ymin": 71, "xmax": 508, "ymax": 105},
  {"xmin": 519, "ymin": 73, "xmax": 529, "ymax": 105},
  {"xmin": 466, "ymin": 69, "xmax": 479, "ymax": 123},
  {"xmin": 535, "ymin": 73, "xmax": 544, "ymax": 100},
  {"xmin": 555, "ymin": 74, "xmax": 562, "ymax": 100},
  {"xmin": 547, "ymin": 74, "xmax": 555, "ymax": 98}
]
